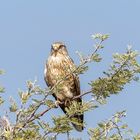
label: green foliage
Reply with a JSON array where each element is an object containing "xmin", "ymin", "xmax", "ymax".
[
  {"xmin": 88, "ymin": 111, "xmax": 129, "ymax": 140},
  {"xmin": 0, "ymin": 69, "xmax": 5, "ymax": 75},
  {"xmin": 75, "ymin": 33, "xmax": 109, "ymax": 76},
  {"xmin": 0, "ymin": 70, "xmax": 5, "ymax": 93},
  {"xmin": 0, "ymin": 97, "xmax": 4, "ymax": 105},
  {"xmin": 51, "ymin": 115, "xmax": 73, "ymax": 133},
  {"xmin": 65, "ymin": 101, "xmax": 97, "ymax": 117},
  {"xmin": 134, "ymin": 133, "xmax": 140, "ymax": 140},
  {"xmin": 9, "ymin": 97, "xmax": 18, "ymax": 112},
  {"xmin": 91, "ymin": 33, "xmax": 109, "ymax": 41},
  {"xmin": 0, "ymin": 87, "xmax": 5, "ymax": 93},
  {"xmin": 0, "ymin": 34, "xmax": 140, "ymax": 139},
  {"xmin": 0, "ymin": 69, "xmax": 5, "ymax": 105},
  {"xmin": 90, "ymin": 47, "xmax": 140, "ymax": 103}
]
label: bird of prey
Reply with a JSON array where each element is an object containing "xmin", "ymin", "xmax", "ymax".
[{"xmin": 44, "ymin": 42, "xmax": 83, "ymax": 131}]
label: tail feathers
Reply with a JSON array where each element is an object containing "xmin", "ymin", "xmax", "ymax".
[
  {"xmin": 59, "ymin": 103, "xmax": 84, "ymax": 132},
  {"xmin": 71, "ymin": 114, "xmax": 84, "ymax": 132}
]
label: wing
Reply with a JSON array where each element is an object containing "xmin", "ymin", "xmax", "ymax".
[
  {"xmin": 44, "ymin": 60, "xmax": 57, "ymax": 100},
  {"xmin": 56, "ymin": 55, "xmax": 84, "ymax": 131}
]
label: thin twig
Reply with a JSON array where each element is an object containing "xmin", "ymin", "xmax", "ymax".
[
  {"xmin": 73, "ymin": 90, "xmax": 92, "ymax": 100},
  {"xmin": 111, "ymin": 120, "xmax": 123, "ymax": 139},
  {"xmin": 22, "ymin": 89, "xmax": 93, "ymax": 125}
]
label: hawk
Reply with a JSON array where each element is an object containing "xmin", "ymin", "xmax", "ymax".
[{"xmin": 44, "ymin": 42, "xmax": 83, "ymax": 131}]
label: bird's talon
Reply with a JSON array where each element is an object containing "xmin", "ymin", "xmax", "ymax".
[
  {"xmin": 54, "ymin": 101, "xmax": 59, "ymax": 108},
  {"xmin": 65, "ymin": 99, "xmax": 71, "ymax": 106},
  {"xmin": 55, "ymin": 100, "xmax": 63, "ymax": 108}
]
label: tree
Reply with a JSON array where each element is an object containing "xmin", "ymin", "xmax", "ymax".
[{"xmin": 0, "ymin": 34, "xmax": 140, "ymax": 140}]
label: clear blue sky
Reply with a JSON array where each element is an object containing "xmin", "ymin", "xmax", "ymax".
[{"xmin": 0, "ymin": 0, "xmax": 140, "ymax": 139}]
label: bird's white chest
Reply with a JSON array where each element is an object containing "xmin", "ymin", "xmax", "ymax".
[
  {"xmin": 48, "ymin": 55, "xmax": 64, "ymax": 69},
  {"xmin": 50, "ymin": 55, "xmax": 63, "ymax": 63}
]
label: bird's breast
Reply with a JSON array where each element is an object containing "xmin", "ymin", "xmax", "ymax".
[{"xmin": 45, "ymin": 53, "xmax": 77, "ymax": 101}]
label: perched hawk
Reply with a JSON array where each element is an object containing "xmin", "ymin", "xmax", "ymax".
[{"xmin": 44, "ymin": 42, "xmax": 83, "ymax": 131}]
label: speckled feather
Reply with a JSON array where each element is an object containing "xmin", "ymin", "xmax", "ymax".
[{"xmin": 44, "ymin": 42, "xmax": 83, "ymax": 131}]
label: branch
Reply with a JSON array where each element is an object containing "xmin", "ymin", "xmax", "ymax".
[
  {"xmin": 17, "ymin": 89, "xmax": 93, "ymax": 133},
  {"xmin": 23, "ymin": 90, "xmax": 93, "ymax": 125},
  {"xmin": 72, "ymin": 90, "xmax": 92, "ymax": 100},
  {"xmin": 89, "ymin": 111, "xmax": 126, "ymax": 139},
  {"xmin": 111, "ymin": 120, "xmax": 123, "ymax": 139}
]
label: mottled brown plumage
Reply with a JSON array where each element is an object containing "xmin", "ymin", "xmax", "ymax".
[{"xmin": 44, "ymin": 42, "xmax": 83, "ymax": 131}]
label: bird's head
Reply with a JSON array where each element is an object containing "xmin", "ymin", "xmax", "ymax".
[{"xmin": 51, "ymin": 42, "xmax": 68, "ymax": 55}]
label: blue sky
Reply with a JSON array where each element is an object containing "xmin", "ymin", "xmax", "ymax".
[{"xmin": 0, "ymin": 0, "xmax": 140, "ymax": 139}]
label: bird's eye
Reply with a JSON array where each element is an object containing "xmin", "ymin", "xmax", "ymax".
[{"xmin": 59, "ymin": 45, "xmax": 64, "ymax": 49}]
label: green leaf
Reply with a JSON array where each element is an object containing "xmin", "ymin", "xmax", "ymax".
[
  {"xmin": 0, "ymin": 69, "xmax": 5, "ymax": 75},
  {"xmin": 45, "ymin": 100, "xmax": 55, "ymax": 107},
  {"xmin": 121, "ymin": 124, "xmax": 128, "ymax": 129},
  {"xmin": 91, "ymin": 33, "xmax": 109, "ymax": 41},
  {"xmin": 0, "ymin": 96, "xmax": 4, "ymax": 105},
  {"xmin": 91, "ymin": 54, "xmax": 102, "ymax": 62},
  {"xmin": 0, "ymin": 86, "xmax": 5, "ymax": 93},
  {"xmin": 9, "ymin": 98, "xmax": 18, "ymax": 112},
  {"xmin": 19, "ymin": 90, "xmax": 30, "ymax": 104},
  {"xmin": 75, "ymin": 65, "xmax": 88, "ymax": 74}
]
